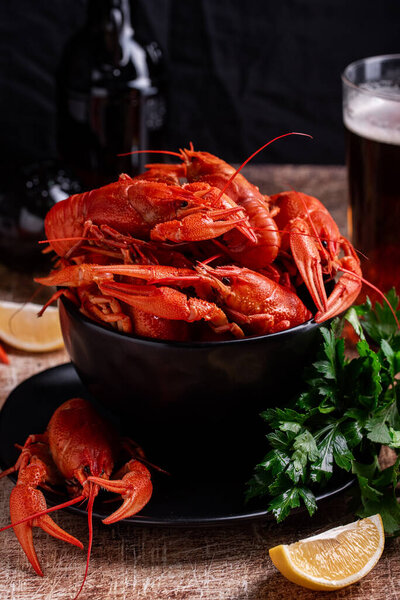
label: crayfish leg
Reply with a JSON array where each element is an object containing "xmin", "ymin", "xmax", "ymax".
[
  {"xmin": 0, "ymin": 342, "xmax": 9, "ymax": 364},
  {"xmin": 121, "ymin": 438, "xmax": 169, "ymax": 474},
  {"xmin": 0, "ymin": 433, "xmax": 49, "ymax": 481}
]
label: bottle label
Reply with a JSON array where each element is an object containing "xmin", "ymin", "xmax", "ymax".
[{"xmin": 59, "ymin": 86, "xmax": 166, "ymax": 183}]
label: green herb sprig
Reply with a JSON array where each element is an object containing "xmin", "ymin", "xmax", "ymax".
[{"xmin": 246, "ymin": 289, "xmax": 400, "ymax": 535}]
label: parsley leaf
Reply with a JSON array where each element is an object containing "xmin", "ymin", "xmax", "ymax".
[
  {"xmin": 354, "ymin": 457, "xmax": 400, "ymax": 536},
  {"xmin": 355, "ymin": 288, "xmax": 400, "ymax": 344},
  {"xmin": 246, "ymin": 289, "xmax": 400, "ymax": 536}
]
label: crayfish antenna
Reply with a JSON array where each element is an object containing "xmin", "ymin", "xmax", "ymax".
[
  {"xmin": 72, "ymin": 482, "xmax": 97, "ymax": 600},
  {"xmin": 0, "ymin": 494, "xmax": 86, "ymax": 534},
  {"xmin": 117, "ymin": 149, "xmax": 182, "ymax": 158},
  {"xmin": 325, "ymin": 266, "xmax": 400, "ymax": 331},
  {"xmin": 216, "ymin": 132, "xmax": 313, "ymax": 203},
  {"xmin": 37, "ymin": 289, "xmax": 66, "ymax": 317}
]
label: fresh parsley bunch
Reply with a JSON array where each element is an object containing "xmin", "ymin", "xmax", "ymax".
[{"xmin": 246, "ymin": 289, "xmax": 400, "ymax": 535}]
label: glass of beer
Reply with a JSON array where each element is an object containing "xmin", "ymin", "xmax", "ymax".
[{"xmin": 342, "ymin": 54, "xmax": 400, "ymax": 296}]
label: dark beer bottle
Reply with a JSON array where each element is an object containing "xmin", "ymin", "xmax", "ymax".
[
  {"xmin": 57, "ymin": 0, "xmax": 166, "ymax": 188},
  {"xmin": 0, "ymin": 161, "xmax": 81, "ymax": 272}
]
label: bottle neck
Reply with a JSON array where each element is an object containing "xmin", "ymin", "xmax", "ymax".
[
  {"xmin": 87, "ymin": 0, "xmax": 133, "ymax": 32},
  {"xmin": 86, "ymin": 0, "xmax": 134, "ymax": 66}
]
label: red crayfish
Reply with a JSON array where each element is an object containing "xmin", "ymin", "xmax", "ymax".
[
  {"xmin": 35, "ymin": 135, "xmax": 364, "ymax": 341},
  {"xmin": 0, "ymin": 397, "xmax": 155, "ymax": 599}
]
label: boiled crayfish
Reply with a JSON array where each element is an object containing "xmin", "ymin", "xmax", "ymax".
[
  {"xmin": 0, "ymin": 397, "xmax": 154, "ymax": 599},
  {"xmin": 35, "ymin": 136, "xmax": 363, "ymax": 342}
]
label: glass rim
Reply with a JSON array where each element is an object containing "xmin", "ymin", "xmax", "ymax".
[{"xmin": 342, "ymin": 53, "xmax": 400, "ymax": 102}]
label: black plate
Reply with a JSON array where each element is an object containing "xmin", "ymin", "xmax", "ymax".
[{"xmin": 0, "ymin": 364, "xmax": 353, "ymax": 526}]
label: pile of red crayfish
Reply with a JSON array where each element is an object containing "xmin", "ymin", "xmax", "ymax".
[{"xmin": 35, "ymin": 140, "xmax": 362, "ymax": 341}]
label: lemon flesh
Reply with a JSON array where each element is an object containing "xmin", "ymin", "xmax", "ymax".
[
  {"xmin": 0, "ymin": 300, "xmax": 64, "ymax": 353},
  {"xmin": 269, "ymin": 514, "xmax": 384, "ymax": 591}
]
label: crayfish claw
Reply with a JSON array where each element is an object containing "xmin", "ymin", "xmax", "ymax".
[
  {"xmin": 35, "ymin": 513, "xmax": 83, "ymax": 550},
  {"xmin": 315, "ymin": 256, "xmax": 362, "ymax": 322},
  {"xmin": 12, "ymin": 519, "xmax": 44, "ymax": 577},
  {"xmin": 287, "ymin": 217, "xmax": 328, "ymax": 313},
  {"xmin": 88, "ymin": 461, "xmax": 152, "ymax": 524},
  {"xmin": 10, "ymin": 484, "xmax": 83, "ymax": 576}
]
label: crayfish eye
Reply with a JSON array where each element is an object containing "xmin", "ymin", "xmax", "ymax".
[
  {"xmin": 180, "ymin": 201, "xmax": 188, "ymax": 208},
  {"xmin": 322, "ymin": 239, "xmax": 328, "ymax": 249},
  {"xmin": 222, "ymin": 277, "xmax": 231, "ymax": 285},
  {"xmin": 83, "ymin": 465, "xmax": 91, "ymax": 475}
]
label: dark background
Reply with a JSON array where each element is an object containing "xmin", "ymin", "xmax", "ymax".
[{"xmin": 0, "ymin": 0, "xmax": 399, "ymax": 170}]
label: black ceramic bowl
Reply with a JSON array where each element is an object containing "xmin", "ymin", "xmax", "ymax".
[{"xmin": 59, "ymin": 297, "xmax": 326, "ymax": 478}]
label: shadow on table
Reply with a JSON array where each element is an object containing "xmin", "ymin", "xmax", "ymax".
[
  {"xmin": 232, "ymin": 572, "xmax": 363, "ymax": 600},
  {"xmin": 85, "ymin": 492, "xmax": 353, "ymax": 570}
]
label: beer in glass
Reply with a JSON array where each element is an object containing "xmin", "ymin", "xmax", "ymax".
[{"xmin": 342, "ymin": 54, "xmax": 400, "ymax": 295}]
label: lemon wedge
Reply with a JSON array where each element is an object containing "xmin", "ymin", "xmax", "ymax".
[
  {"xmin": 0, "ymin": 300, "xmax": 64, "ymax": 354},
  {"xmin": 269, "ymin": 514, "xmax": 384, "ymax": 591}
]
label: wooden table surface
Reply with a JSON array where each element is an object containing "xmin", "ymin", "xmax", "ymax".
[{"xmin": 1, "ymin": 165, "xmax": 399, "ymax": 600}]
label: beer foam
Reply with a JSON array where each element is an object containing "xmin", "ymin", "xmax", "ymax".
[{"xmin": 344, "ymin": 87, "xmax": 400, "ymax": 145}]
